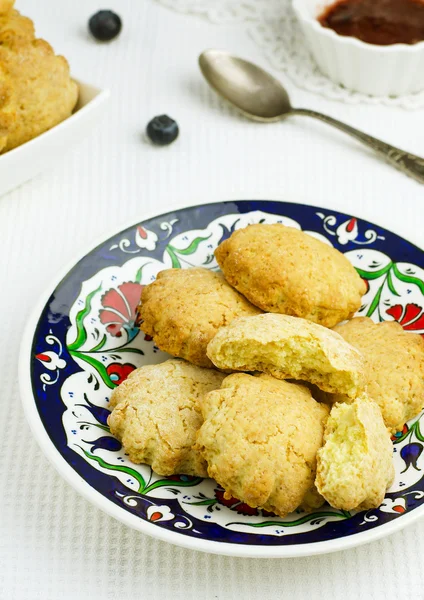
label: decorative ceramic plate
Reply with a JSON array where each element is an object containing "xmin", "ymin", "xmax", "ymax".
[{"xmin": 20, "ymin": 200, "xmax": 424, "ymax": 558}]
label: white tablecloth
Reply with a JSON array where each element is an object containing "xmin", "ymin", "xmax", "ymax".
[{"xmin": 2, "ymin": 1, "xmax": 424, "ymax": 598}]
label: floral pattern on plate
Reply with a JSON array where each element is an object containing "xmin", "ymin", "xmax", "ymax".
[{"xmin": 29, "ymin": 200, "xmax": 424, "ymax": 548}]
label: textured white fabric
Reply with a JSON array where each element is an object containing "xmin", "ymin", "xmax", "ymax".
[
  {"xmin": 154, "ymin": 0, "xmax": 424, "ymax": 109},
  {"xmin": 1, "ymin": 0, "xmax": 424, "ymax": 598}
]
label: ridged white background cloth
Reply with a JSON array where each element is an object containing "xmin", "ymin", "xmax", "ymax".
[{"xmin": 2, "ymin": 0, "xmax": 424, "ymax": 598}]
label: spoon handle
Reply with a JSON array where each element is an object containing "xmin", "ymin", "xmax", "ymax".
[{"xmin": 292, "ymin": 108, "xmax": 424, "ymax": 184}]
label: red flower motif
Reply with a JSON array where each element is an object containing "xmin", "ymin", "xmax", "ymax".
[
  {"xmin": 99, "ymin": 282, "xmax": 143, "ymax": 337},
  {"xmin": 135, "ymin": 226, "xmax": 158, "ymax": 251},
  {"xmin": 106, "ymin": 362, "xmax": 136, "ymax": 385},
  {"xmin": 261, "ymin": 508, "xmax": 277, "ymax": 517},
  {"xmin": 345, "ymin": 218, "xmax": 357, "ymax": 233},
  {"xmin": 391, "ymin": 423, "xmax": 408, "ymax": 442},
  {"xmin": 214, "ymin": 488, "xmax": 259, "ymax": 516},
  {"xmin": 362, "ymin": 278, "xmax": 370, "ymax": 294},
  {"xmin": 386, "ymin": 303, "xmax": 424, "ymax": 336}
]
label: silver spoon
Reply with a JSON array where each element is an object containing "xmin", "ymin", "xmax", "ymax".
[{"xmin": 199, "ymin": 49, "xmax": 424, "ymax": 184}]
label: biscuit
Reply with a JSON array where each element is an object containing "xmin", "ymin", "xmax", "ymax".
[
  {"xmin": 0, "ymin": 9, "xmax": 35, "ymax": 42},
  {"xmin": 196, "ymin": 373, "xmax": 329, "ymax": 517},
  {"xmin": 0, "ymin": 7, "xmax": 34, "ymax": 152},
  {"xmin": 300, "ymin": 484, "xmax": 325, "ymax": 511},
  {"xmin": 316, "ymin": 396, "xmax": 394, "ymax": 511},
  {"xmin": 214, "ymin": 224, "xmax": 366, "ymax": 328},
  {"xmin": 0, "ymin": 0, "xmax": 15, "ymax": 15},
  {"xmin": 108, "ymin": 359, "xmax": 226, "ymax": 477},
  {"xmin": 207, "ymin": 313, "xmax": 365, "ymax": 398},
  {"xmin": 0, "ymin": 64, "xmax": 14, "ymax": 152},
  {"xmin": 0, "ymin": 11, "xmax": 78, "ymax": 153},
  {"xmin": 333, "ymin": 317, "xmax": 424, "ymax": 433},
  {"xmin": 139, "ymin": 267, "xmax": 262, "ymax": 368}
]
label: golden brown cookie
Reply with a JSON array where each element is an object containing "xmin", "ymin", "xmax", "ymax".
[
  {"xmin": 333, "ymin": 317, "xmax": 424, "ymax": 433},
  {"xmin": 196, "ymin": 373, "xmax": 329, "ymax": 517},
  {"xmin": 300, "ymin": 484, "xmax": 325, "ymax": 511},
  {"xmin": 0, "ymin": 0, "xmax": 15, "ymax": 15},
  {"xmin": 108, "ymin": 359, "xmax": 226, "ymax": 477},
  {"xmin": 207, "ymin": 313, "xmax": 365, "ymax": 398},
  {"xmin": 0, "ymin": 7, "xmax": 34, "ymax": 152},
  {"xmin": 215, "ymin": 224, "xmax": 366, "ymax": 328},
  {"xmin": 0, "ymin": 8, "xmax": 35, "ymax": 42},
  {"xmin": 0, "ymin": 64, "xmax": 14, "ymax": 152},
  {"xmin": 139, "ymin": 267, "xmax": 262, "ymax": 368},
  {"xmin": 0, "ymin": 11, "xmax": 78, "ymax": 153},
  {"xmin": 316, "ymin": 396, "xmax": 394, "ymax": 511}
]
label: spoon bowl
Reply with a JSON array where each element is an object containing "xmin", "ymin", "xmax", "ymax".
[{"xmin": 199, "ymin": 49, "xmax": 292, "ymax": 121}]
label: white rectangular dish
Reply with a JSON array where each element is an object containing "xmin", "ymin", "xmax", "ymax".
[{"xmin": 0, "ymin": 80, "xmax": 110, "ymax": 198}]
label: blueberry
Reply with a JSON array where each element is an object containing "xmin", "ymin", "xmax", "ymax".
[
  {"xmin": 89, "ymin": 10, "xmax": 122, "ymax": 42},
  {"xmin": 146, "ymin": 115, "xmax": 179, "ymax": 146}
]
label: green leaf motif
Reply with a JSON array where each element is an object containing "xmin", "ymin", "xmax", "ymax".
[
  {"xmin": 183, "ymin": 498, "xmax": 217, "ymax": 507},
  {"xmin": 143, "ymin": 477, "xmax": 203, "ymax": 495},
  {"xmin": 165, "ymin": 245, "xmax": 181, "ymax": 269},
  {"xmin": 386, "ymin": 270, "xmax": 400, "ymax": 297},
  {"xmin": 114, "ymin": 347, "xmax": 145, "ymax": 356},
  {"xmin": 90, "ymin": 334, "xmax": 108, "ymax": 352},
  {"xmin": 70, "ymin": 350, "xmax": 115, "ymax": 389},
  {"xmin": 79, "ymin": 447, "xmax": 146, "ymax": 492},
  {"xmin": 392, "ymin": 264, "xmax": 424, "ymax": 295},
  {"xmin": 77, "ymin": 448, "xmax": 202, "ymax": 496},
  {"xmin": 79, "ymin": 421, "xmax": 110, "ymax": 433},
  {"xmin": 359, "ymin": 260, "xmax": 424, "ymax": 320},
  {"xmin": 68, "ymin": 284, "xmax": 102, "ymax": 351},
  {"xmin": 227, "ymin": 511, "xmax": 349, "ymax": 528},
  {"xmin": 366, "ymin": 283, "xmax": 383, "ymax": 320},
  {"xmin": 392, "ymin": 416, "xmax": 424, "ymax": 444},
  {"xmin": 412, "ymin": 418, "xmax": 424, "ymax": 443},
  {"xmin": 165, "ymin": 234, "xmax": 213, "ymax": 268},
  {"xmin": 356, "ymin": 263, "xmax": 392, "ymax": 280},
  {"xmin": 392, "ymin": 430, "xmax": 410, "ymax": 444},
  {"xmin": 135, "ymin": 262, "xmax": 151, "ymax": 284},
  {"xmin": 169, "ymin": 234, "xmax": 212, "ymax": 256}
]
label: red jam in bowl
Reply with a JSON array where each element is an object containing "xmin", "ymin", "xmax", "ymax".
[{"xmin": 318, "ymin": 0, "xmax": 424, "ymax": 45}]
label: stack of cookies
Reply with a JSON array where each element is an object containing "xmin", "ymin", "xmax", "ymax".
[
  {"xmin": 0, "ymin": 0, "xmax": 78, "ymax": 153},
  {"xmin": 108, "ymin": 223, "xmax": 424, "ymax": 516}
]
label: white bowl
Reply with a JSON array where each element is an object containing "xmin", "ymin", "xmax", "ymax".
[
  {"xmin": 292, "ymin": 0, "xmax": 424, "ymax": 96},
  {"xmin": 0, "ymin": 80, "xmax": 109, "ymax": 198}
]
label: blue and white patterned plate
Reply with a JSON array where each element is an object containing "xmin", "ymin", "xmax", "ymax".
[{"xmin": 19, "ymin": 200, "xmax": 424, "ymax": 557}]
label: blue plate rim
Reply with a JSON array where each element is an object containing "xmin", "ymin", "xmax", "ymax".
[{"xmin": 19, "ymin": 199, "xmax": 424, "ymax": 558}]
